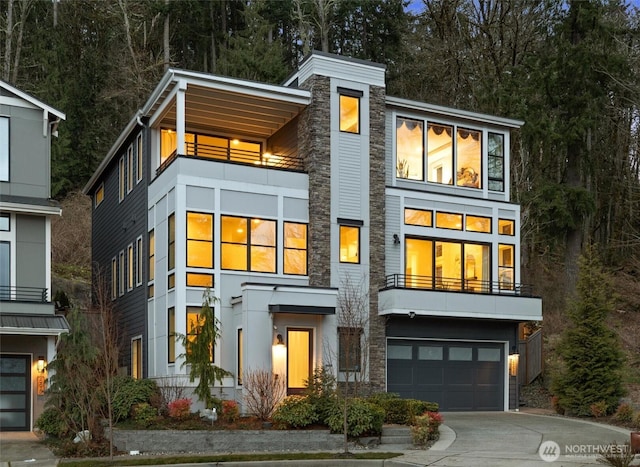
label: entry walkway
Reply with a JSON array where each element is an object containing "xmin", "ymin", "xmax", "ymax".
[{"xmin": 0, "ymin": 431, "xmax": 58, "ymax": 466}]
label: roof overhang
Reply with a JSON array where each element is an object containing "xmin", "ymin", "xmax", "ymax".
[
  {"xmin": 268, "ymin": 304, "xmax": 335, "ymax": 315},
  {"xmin": 0, "ymin": 196, "xmax": 62, "ymax": 216},
  {"xmin": 0, "ymin": 314, "xmax": 70, "ymax": 336},
  {"xmin": 0, "ymin": 80, "xmax": 66, "ymax": 121}
]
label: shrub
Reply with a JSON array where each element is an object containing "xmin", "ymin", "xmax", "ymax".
[
  {"xmin": 167, "ymin": 398, "xmax": 192, "ymax": 420},
  {"xmin": 110, "ymin": 376, "xmax": 160, "ymax": 421},
  {"xmin": 411, "ymin": 412, "xmax": 444, "ymax": 447},
  {"xmin": 633, "ymin": 412, "xmax": 640, "ymax": 429},
  {"xmin": 614, "ymin": 403, "xmax": 634, "ymax": 423},
  {"xmin": 221, "ymin": 400, "xmax": 240, "ymax": 424},
  {"xmin": 272, "ymin": 395, "xmax": 319, "ymax": 429},
  {"xmin": 551, "ymin": 395, "xmax": 565, "ymax": 415},
  {"xmin": 303, "ymin": 366, "xmax": 336, "ymax": 423},
  {"xmin": 132, "ymin": 403, "xmax": 158, "ymax": 427},
  {"xmin": 367, "ymin": 393, "xmax": 438, "ymax": 425},
  {"xmin": 590, "ymin": 400, "xmax": 608, "ymax": 418},
  {"xmin": 35, "ymin": 407, "xmax": 66, "ymax": 437},
  {"xmin": 242, "ymin": 369, "xmax": 286, "ymax": 421},
  {"xmin": 325, "ymin": 398, "xmax": 385, "ymax": 437}
]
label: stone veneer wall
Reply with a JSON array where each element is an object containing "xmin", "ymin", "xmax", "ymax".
[
  {"xmin": 368, "ymin": 85, "xmax": 387, "ymax": 392},
  {"xmin": 298, "ymin": 76, "xmax": 332, "ymax": 287}
]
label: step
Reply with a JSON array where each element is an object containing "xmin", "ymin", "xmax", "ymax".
[{"xmin": 380, "ymin": 425, "xmax": 412, "ymax": 445}]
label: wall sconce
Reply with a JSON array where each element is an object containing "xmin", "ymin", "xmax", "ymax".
[
  {"xmin": 393, "ymin": 234, "xmax": 400, "ymax": 245},
  {"xmin": 508, "ymin": 349, "xmax": 519, "ymax": 377},
  {"xmin": 37, "ymin": 356, "xmax": 46, "ymax": 374},
  {"xmin": 275, "ymin": 334, "xmax": 285, "ymax": 347}
]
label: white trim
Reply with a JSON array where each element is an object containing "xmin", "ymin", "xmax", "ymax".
[
  {"xmin": 136, "ymin": 235, "xmax": 143, "ymax": 287},
  {"xmin": 0, "ymin": 327, "xmax": 69, "ymax": 336},
  {"xmin": 0, "ymin": 202, "xmax": 61, "ymax": 216},
  {"xmin": 0, "ymin": 80, "xmax": 65, "ymax": 120}
]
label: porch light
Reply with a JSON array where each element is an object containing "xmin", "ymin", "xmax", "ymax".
[
  {"xmin": 508, "ymin": 348, "xmax": 519, "ymax": 377},
  {"xmin": 37, "ymin": 356, "xmax": 46, "ymax": 374},
  {"xmin": 275, "ymin": 334, "xmax": 285, "ymax": 347}
]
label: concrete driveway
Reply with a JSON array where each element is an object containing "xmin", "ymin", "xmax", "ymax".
[{"xmin": 397, "ymin": 410, "xmax": 636, "ymax": 466}]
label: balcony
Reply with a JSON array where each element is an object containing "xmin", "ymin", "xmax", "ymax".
[
  {"xmin": 0, "ymin": 286, "xmax": 54, "ymax": 315},
  {"xmin": 157, "ymin": 144, "xmax": 304, "ymax": 177},
  {"xmin": 379, "ymin": 274, "xmax": 542, "ymax": 321}
]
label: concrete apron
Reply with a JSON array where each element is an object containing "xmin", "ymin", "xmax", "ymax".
[{"xmin": 0, "ymin": 432, "xmax": 58, "ymax": 467}]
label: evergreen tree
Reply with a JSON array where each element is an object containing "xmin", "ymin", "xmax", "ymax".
[
  {"xmin": 552, "ymin": 245, "xmax": 625, "ymax": 416},
  {"xmin": 179, "ymin": 289, "xmax": 232, "ymax": 409}
]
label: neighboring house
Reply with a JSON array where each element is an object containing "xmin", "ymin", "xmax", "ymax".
[
  {"xmin": 0, "ymin": 81, "xmax": 69, "ymax": 431},
  {"xmin": 83, "ymin": 52, "xmax": 542, "ymax": 412}
]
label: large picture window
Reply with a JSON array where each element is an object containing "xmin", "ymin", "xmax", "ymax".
[
  {"xmin": 427, "ymin": 123, "xmax": 453, "ymax": 185},
  {"xmin": 0, "ymin": 117, "xmax": 8, "ymax": 181},
  {"xmin": 456, "ymin": 128, "xmax": 481, "ymax": 189},
  {"xmin": 187, "ymin": 307, "xmax": 213, "ymax": 362},
  {"xmin": 221, "ymin": 216, "xmax": 276, "ymax": 272},
  {"xmin": 284, "ymin": 222, "xmax": 307, "ymax": 275},
  {"xmin": 499, "ymin": 244, "xmax": 515, "ymax": 290},
  {"xmin": 396, "ymin": 118, "xmax": 423, "ymax": 180}
]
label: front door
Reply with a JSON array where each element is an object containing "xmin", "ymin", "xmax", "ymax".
[
  {"xmin": 0, "ymin": 354, "xmax": 30, "ymax": 431},
  {"xmin": 287, "ymin": 328, "xmax": 312, "ymax": 395}
]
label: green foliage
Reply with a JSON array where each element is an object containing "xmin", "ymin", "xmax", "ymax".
[
  {"xmin": 303, "ymin": 366, "xmax": 337, "ymax": 423},
  {"xmin": 132, "ymin": 403, "xmax": 158, "ymax": 428},
  {"xmin": 552, "ymin": 247, "xmax": 625, "ymax": 416},
  {"xmin": 221, "ymin": 400, "xmax": 240, "ymax": 424},
  {"xmin": 325, "ymin": 398, "xmax": 385, "ymax": 437},
  {"xmin": 110, "ymin": 376, "xmax": 160, "ymax": 421},
  {"xmin": 272, "ymin": 395, "xmax": 319, "ymax": 429},
  {"xmin": 35, "ymin": 407, "xmax": 67, "ymax": 437},
  {"xmin": 589, "ymin": 400, "xmax": 608, "ymax": 418},
  {"xmin": 167, "ymin": 398, "xmax": 192, "ymax": 420},
  {"xmin": 411, "ymin": 412, "xmax": 443, "ymax": 447},
  {"xmin": 614, "ymin": 403, "xmax": 634, "ymax": 423},
  {"xmin": 634, "ymin": 412, "xmax": 640, "ymax": 429},
  {"xmin": 178, "ymin": 289, "xmax": 233, "ymax": 409},
  {"xmin": 367, "ymin": 393, "xmax": 438, "ymax": 425},
  {"xmin": 596, "ymin": 442, "xmax": 636, "ymax": 467}
]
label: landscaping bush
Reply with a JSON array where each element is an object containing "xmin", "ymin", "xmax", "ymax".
[
  {"xmin": 367, "ymin": 392, "xmax": 438, "ymax": 425},
  {"xmin": 35, "ymin": 407, "xmax": 67, "ymax": 437},
  {"xmin": 614, "ymin": 403, "xmax": 634, "ymax": 423},
  {"xmin": 411, "ymin": 411, "xmax": 443, "ymax": 447},
  {"xmin": 590, "ymin": 400, "xmax": 608, "ymax": 418},
  {"xmin": 168, "ymin": 398, "xmax": 192, "ymax": 420},
  {"xmin": 110, "ymin": 376, "xmax": 160, "ymax": 421},
  {"xmin": 221, "ymin": 400, "xmax": 240, "ymax": 424},
  {"xmin": 634, "ymin": 412, "xmax": 640, "ymax": 429},
  {"xmin": 272, "ymin": 395, "xmax": 319, "ymax": 429},
  {"xmin": 325, "ymin": 398, "xmax": 385, "ymax": 437},
  {"xmin": 303, "ymin": 366, "xmax": 337, "ymax": 423},
  {"xmin": 132, "ymin": 403, "xmax": 158, "ymax": 427}
]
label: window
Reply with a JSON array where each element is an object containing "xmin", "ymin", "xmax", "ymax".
[
  {"xmin": 499, "ymin": 244, "xmax": 515, "ymax": 290},
  {"xmin": 187, "ymin": 307, "xmax": 213, "ymax": 362},
  {"xmin": 339, "ymin": 223, "xmax": 360, "ymax": 263},
  {"xmin": 449, "ymin": 347, "xmax": 472, "ymax": 361},
  {"xmin": 499, "ymin": 219, "xmax": 515, "ymax": 236},
  {"xmin": 148, "ymin": 230, "xmax": 155, "ymax": 297},
  {"xmin": 119, "ymin": 251, "xmax": 125, "ymax": 296},
  {"xmin": 160, "ymin": 129, "xmax": 176, "ymax": 165},
  {"xmin": 94, "ymin": 184, "xmax": 104, "ymax": 207},
  {"xmin": 339, "ymin": 92, "xmax": 360, "ymax": 133},
  {"xmin": 127, "ymin": 244, "xmax": 134, "ymax": 291},
  {"xmin": 405, "ymin": 238, "xmax": 433, "ymax": 288},
  {"xmin": 0, "ymin": 241, "xmax": 10, "ymax": 299},
  {"xmin": 466, "ymin": 215, "xmax": 491, "ymax": 233},
  {"xmin": 221, "ymin": 216, "xmax": 276, "ymax": 272},
  {"xmin": 136, "ymin": 236, "xmax": 143, "ymax": 286},
  {"xmin": 396, "ymin": 117, "xmax": 423, "ymax": 180},
  {"xmin": 435, "ymin": 212, "xmax": 463, "ymax": 230},
  {"xmin": 118, "ymin": 157, "xmax": 125, "ymax": 201},
  {"xmin": 168, "ymin": 307, "xmax": 175, "ymax": 363},
  {"xmin": 338, "ymin": 327, "xmax": 362, "ymax": 372},
  {"xmin": 111, "ymin": 257, "xmax": 117, "ymax": 299},
  {"xmin": 132, "ymin": 337, "xmax": 142, "ymax": 379},
  {"xmin": 404, "ymin": 208, "xmax": 432, "ymax": 227},
  {"xmin": 0, "ymin": 117, "xmax": 8, "ymax": 181},
  {"xmin": 187, "ymin": 212, "xmax": 213, "ymax": 268},
  {"xmin": 284, "ymin": 222, "xmax": 307, "ymax": 275},
  {"xmin": 488, "ymin": 133, "xmax": 504, "ymax": 191},
  {"xmin": 237, "ymin": 329, "xmax": 243, "ymax": 386},
  {"xmin": 161, "ymin": 129, "xmax": 263, "ymax": 165},
  {"xmin": 187, "ymin": 273, "xmax": 213, "ymax": 288},
  {"xmin": 427, "ymin": 123, "xmax": 453, "ymax": 185},
  {"xmin": 127, "ymin": 145, "xmax": 134, "ymax": 193},
  {"xmin": 0, "ymin": 213, "xmax": 9, "ymax": 231},
  {"xmin": 168, "ymin": 214, "xmax": 175, "ymax": 289},
  {"xmin": 136, "ymin": 133, "xmax": 143, "ymax": 183},
  {"xmin": 456, "ymin": 128, "xmax": 481, "ymax": 189}
]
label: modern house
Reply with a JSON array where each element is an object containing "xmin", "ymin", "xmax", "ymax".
[
  {"xmin": 0, "ymin": 80, "xmax": 69, "ymax": 431},
  {"xmin": 83, "ymin": 52, "xmax": 542, "ymax": 412}
]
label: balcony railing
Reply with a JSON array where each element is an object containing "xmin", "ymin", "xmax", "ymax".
[
  {"xmin": 383, "ymin": 274, "xmax": 536, "ymax": 297},
  {"xmin": 156, "ymin": 142, "xmax": 304, "ymax": 177},
  {"xmin": 0, "ymin": 286, "xmax": 49, "ymax": 303}
]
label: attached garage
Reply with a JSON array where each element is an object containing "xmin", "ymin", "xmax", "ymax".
[{"xmin": 387, "ymin": 339, "xmax": 505, "ymax": 411}]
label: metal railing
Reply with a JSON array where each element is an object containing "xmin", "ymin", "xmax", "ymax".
[
  {"xmin": 156, "ymin": 142, "xmax": 304, "ymax": 176},
  {"xmin": 0, "ymin": 286, "xmax": 49, "ymax": 302},
  {"xmin": 382, "ymin": 274, "xmax": 536, "ymax": 297}
]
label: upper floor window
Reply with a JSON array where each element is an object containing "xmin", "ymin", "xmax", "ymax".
[
  {"xmin": 339, "ymin": 220, "xmax": 362, "ymax": 264},
  {"xmin": 0, "ymin": 117, "xmax": 8, "ymax": 182},
  {"xmin": 187, "ymin": 307, "xmax": 213, "ymax": 362},
  {"xmin": 118, "ymin": 251, "xmax": 125, "ymax": 296},
  {"xmin": 488, "ymin": 133, "xmax": 505, "ymax": 192},
  {"xmin": 94, "ymin": 184, "xmax": 104, "ymax": 208},
  {"xmin": 187, "ymin": 212, "xmax": 213, "ymax": 268},
  {"xmin": 118, "ymin": 156, "xmax": 125, "ymax": 202},
  {"xmin": 221, "ymin": 216, "xmax": 276, "ymax": 272},
  {"xmin": 0, "ymin": 213, "xmax": 9, "ymax": 231},
  {"xmin": 127, "ymin": 145, "xmax": 134, "ymax": 193},
  {"xmin": 396, "ymin": 118, "xmax": 423, "ymax": 180},
  {"xmin": 127, "ymin": 244, "xmax": 134, "ymax": 291},
  {"xmin": 168, "ymin": 214, "xmax": 175, "ymax": 289},
  {"xmin": 284, "ymin": 222, "xmax": 307, "ymax": 275},
  {"xmin": 168, "ymin": 307, "xmax": 175, "ymax": 363},
  {"xmin": 339, "ymin": 89, "xmax": 362, "ymax": 134},
  {"xmin": 498, "ymin": 219, "xmax": 515, "ymax": 236},
  {"xmin": 427, "ymin": 123, "xmax": 453, "ymax": 185},
  {"xmin": 161, "ymin": 129, "xmax": 261, "ymax": 166},
  {"xmin": 0, "ymin": 241, "xmax": 10, "ymax": 295},
  {"xmin": 499, "ymin": 244, "xmax": 515, "ymax": 290},
  {"xmin": 136, "ymin": 134, "xmax": 143, "ymax": 184},
  {"xmin": 435, "ymin": 212, "xmax": 463, "ymax": 230},
  {"xmin": 111, "ymin": 257, "xmax": 117, "ymax": 299},
  {"xmin": 136, "ymin": 236, "xmax": 143, "ymax": 287},
  {"xmin": 148, "ymin": 229, "xmax": 155, "ymax": 282},
  {"xmin": 466, "ymin": 215, "xmax": 491, "ymax": 233},
  {"xmin": 404, "ymin": 208, "xmax": 432, "ymax": 227},
  {"xmin": 456, "ymin": 128, "xmax": 481, "ymax": 189}
]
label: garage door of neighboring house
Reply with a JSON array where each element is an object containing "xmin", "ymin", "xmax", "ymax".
[
  {"xmin": 0, "ymin": 354, "xmax": 30, "ymax": 431},
  {"xmin": 387, "ymin": 340, "xmax": 504, "ymax": 411}
]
